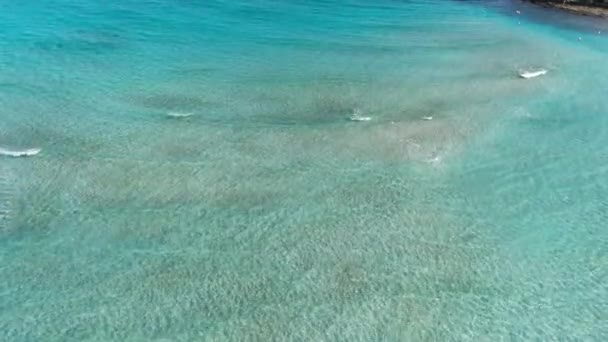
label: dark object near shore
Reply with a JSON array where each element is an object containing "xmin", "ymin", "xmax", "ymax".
[
  {"xmin": 533, "ymin": 0, "xmax": 608, "ymax": 6},
  {"xmin": 528, "ymin": 0, "xmax": 608, "ymax": 17}
]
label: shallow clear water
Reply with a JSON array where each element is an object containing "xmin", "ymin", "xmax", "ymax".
[{"xmin": 0, "ymin": 0, "xmax": 607, "ymax": 340}]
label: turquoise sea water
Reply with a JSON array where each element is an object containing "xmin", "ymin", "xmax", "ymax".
[{"xmin": 0, "ymin": 0, "xmax": 607, "ymax": 340}]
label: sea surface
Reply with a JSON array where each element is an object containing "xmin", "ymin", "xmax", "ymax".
[{"xmin": 0, "ymin": 0, "xmax": 607, "ymax": 340}]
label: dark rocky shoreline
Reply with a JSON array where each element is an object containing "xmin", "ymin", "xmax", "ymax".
[{"xmin": 526, "ymin": 1, "xmax": 608, "ymax": 17}]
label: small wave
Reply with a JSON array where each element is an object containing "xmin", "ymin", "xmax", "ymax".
[
  {"xmin": 349, "ymin": 115, "xmax": 372, "ymax": 122},
  {"xmin": 0, "ymin": 147, "xmax": 41, "ymax": 157},
  {"xmin": 166, "ymin": 111, "xmax": 194, "ymax": 118},
  {"xmin": 519, "ymin": 69, "xmax": 547, "ymax": 79},
  {"xmin": 421, "ymin": 116, "xmax": 433, "ymax": 121},
  {"xmin": 428, "ymin": 155, "xmax": 441, "ymax": 163}
]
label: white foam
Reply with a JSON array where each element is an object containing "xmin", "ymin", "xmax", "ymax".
[
  {"xmin": 166, "ymin": 111, "xmax": 194, "ymax": 118},
  {"xmin": 0, "ymin": 147, "xmax": 41, "ymax": 157},
  {"xmin": 349, "ymin": 115, "xmax": 372, "ymax": 122},
  {"xmin": 519, "ymin": 69, "xmax": 547, "ymax": 79},
  {"xmin": 421, "ymin": 116, "xmax": 433, "ymax": 121},
  {"xmin": 427, "ymin": 155, "xmax": 442, "ymax": 165}
]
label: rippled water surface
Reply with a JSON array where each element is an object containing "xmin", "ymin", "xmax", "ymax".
[{"xmin": 0, "ymin": 0, "xmax": 607, "ymax": 340}]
